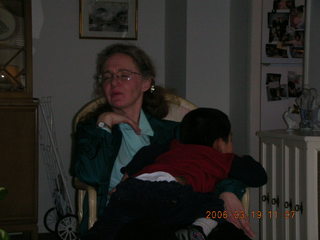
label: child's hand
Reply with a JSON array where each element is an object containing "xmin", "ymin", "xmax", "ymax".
[
  {"xmin": 223, "ymin": 135, "xmax": 233, "ymax": 153},
  {"xmin": 214, "ymin": 135, "xmax": 233, "ymax": 153}
]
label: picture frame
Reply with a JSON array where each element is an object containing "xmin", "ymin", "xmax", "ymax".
[{"xmin": 79, "ymin": 0, "xmax": 138, "ymax": 39}]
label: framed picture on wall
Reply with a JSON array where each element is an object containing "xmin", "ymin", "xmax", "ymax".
[{"xmin": 79, "ymin": 0, "xmax": 138, "ymax": 39}]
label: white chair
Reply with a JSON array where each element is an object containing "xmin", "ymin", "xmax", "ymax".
[{"xmin": 72, "ymin": 93, "xmax": 249, "ymax": 229}]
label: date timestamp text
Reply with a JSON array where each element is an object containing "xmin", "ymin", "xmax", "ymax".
[{"xmin": 206, "ymin": 210, "xmax": 297, "ymax": 219}]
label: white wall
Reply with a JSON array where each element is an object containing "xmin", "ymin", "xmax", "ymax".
[
  {"xmin": 32, "ymin": 0, "xmax": 166, "ymax": 232},
  {"xmin": 186, "ymin": 1, "xmax": 231, "ymax": 114},
  {"xmin": 185, "ymin": 0, "xmax": 251, "ymax": 155},
  {"xmin": 229, "ymin": 0, "xmax": 250, "ymax": 155},
  {"xmin": 165, "ymin": 0, "xmax": 187, "ymax": 97},
  {"xmin": 307, "ymin": 0, "xmax": 320, "ymax": 90}
]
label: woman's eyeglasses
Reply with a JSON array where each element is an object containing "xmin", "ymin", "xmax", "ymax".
[{"xmin": 99, "ymin": 69, "xmax": 142, "ymax": 84}]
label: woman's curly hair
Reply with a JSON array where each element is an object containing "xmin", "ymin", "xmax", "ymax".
[{"xmin": 84, "ymin": 43, "xmax": 169, "ymax": 121}]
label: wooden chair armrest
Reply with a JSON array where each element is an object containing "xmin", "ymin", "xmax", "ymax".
[{"xmin": 73, "ymin": 178, "xmax": 97, "ymax": 229}]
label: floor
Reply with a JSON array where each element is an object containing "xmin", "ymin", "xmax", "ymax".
[
  {"xmin": 8, "ymin": 233, "xmax": 58, "ymax": 240},
  {"xmin": 38, "ymin": 233, "xmax": 58, "ymax": 240}
]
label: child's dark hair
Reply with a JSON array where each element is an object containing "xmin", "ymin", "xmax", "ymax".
[{"xmin": 180, "ymin": 108, "xmax": 231, "ymax": 147}]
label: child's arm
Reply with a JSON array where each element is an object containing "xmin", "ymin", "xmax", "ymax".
[
  {"xmin": 228, "ymin": 155, "xmax": 267, "ymax": 187},
  {"xmin": 120, "ymin": 143, "xmax": 170, "ymax": 176}
]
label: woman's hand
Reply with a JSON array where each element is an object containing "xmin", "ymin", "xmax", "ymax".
[
  {"xmin": 108, "ymin": 188, "xmax": 116, "ymax": 196},
  {"xmin": 108, "ymin": 173, "xmax": 129, "ymax": 196},
  {"xmin": 97, "ymin": 112, "xmax": 141, "ymax": 134},
  {"xmin": 219, "ymin": 192, "xmax": 255, "ymax": 239},
  {"xmin": 121, "ymin": 173, "xmax": 129, "ymax": 182}
]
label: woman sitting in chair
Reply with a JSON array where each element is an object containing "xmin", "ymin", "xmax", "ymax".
[{"xmin": 72, "ymin": 43, "xmax": 253, "ymax": 239}]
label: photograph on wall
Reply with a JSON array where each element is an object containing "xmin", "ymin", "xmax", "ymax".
[
  {"xmin": 273, "ymin": 0, "xmax": 295, "ymax": 11},
  {"xmin": 288, "ymin": 30, "xmax": 304, "ymax": 58},
  {"xmin": 280, "ymin": 84, "xmax": 288, "ymax": 98},
  {"xmin": 262, "ymin": 0, "xmax": 305, "ymax": 63},
  {"xmin": 79, "ymin": 0, "xmax": 137, "ymax": 39},
  {"xmin": 287, "ymin": 71, "xmax": 303, "ymax": 97},
  {"xmin": 266, "ymin": 73, "xmax": 282, "ymax": 101},
  {"xmin": 289, "ymin": 5, "xmax": 305, "ymax": 29},
  {"xmin": 266, "ymin": 44, "xmax": 288, "ymax": 58}
]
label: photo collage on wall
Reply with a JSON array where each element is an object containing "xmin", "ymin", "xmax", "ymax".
[
  {"xmin": 266, "ymin": 70, "xmax": 303, "ymax": 101},
  {"xmin": 265, "ymin": 0, "xmax": 305, "ymax": 59}
]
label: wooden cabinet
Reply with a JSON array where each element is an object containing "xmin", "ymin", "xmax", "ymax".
[
  {"xmin": 0, "ymin": 101, "xmax": 38, "ymax": 239},
  {"xmin": 258, "ymin": 130, "xmax": 319, "ymax": 240},
  {"xmin": 0, "ymin": 0, "xmax": 38, "ymax": 239}
]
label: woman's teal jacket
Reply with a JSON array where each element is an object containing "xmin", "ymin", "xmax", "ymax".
[{"xmin": 73, "ymin": 113, "xmax": 179, "ymax": 233}]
